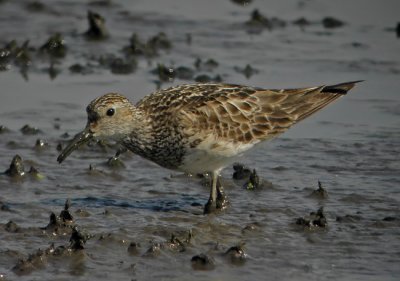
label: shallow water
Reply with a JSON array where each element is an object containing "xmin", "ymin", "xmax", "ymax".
[{"xmin": 1, "ymin": 0, "xmax": 400, "ymax": 280}]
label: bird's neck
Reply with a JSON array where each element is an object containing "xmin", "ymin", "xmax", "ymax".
[
  {"xmin": 121, "ymin": 107, "xmax": 186, "ymax": 169},
  {"xmin": 121, "ymin": 108, "xmax": 155, "ymax": 155}
]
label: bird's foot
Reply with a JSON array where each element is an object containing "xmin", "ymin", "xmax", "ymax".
[
  {"xmin": 216, "ymin": 177, "xmax": 229, "ymax": 210},
  {"xmin": 204, "ymin": 188, "xmax": 229, "ymax": 214},
  {"xmin": 203, "ymin": 198, "xmax": 217, "ymax": 214},
  {"xmin": 115, "ymin": 146, "xmax": 128, "ymax": 157},
  {"xmin": 216, "ymin": 186, "xmax": 229, "ymax": 210},
  {"xmin": 203, "ymin": 173, "xmax": 229, "ymax": 214}
]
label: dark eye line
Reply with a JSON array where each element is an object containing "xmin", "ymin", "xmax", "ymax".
[{"xmin": 106, "ymin": 108, "xmax": 115, "ymax": 117}]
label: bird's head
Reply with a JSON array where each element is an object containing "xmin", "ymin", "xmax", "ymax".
[{"xmin": 57, "ymin": 93, "xmax": 137, "ymax": 163}]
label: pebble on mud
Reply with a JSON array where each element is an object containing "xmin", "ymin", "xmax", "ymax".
[
  {"xmin": 123, "ymin": 33, "xmax": 149, "ymax": 57},
  {"xmin": 28, "ymin": 166, "xmax": 45, "ymax": 180},
  {"xmin": 60, "ymin": 199, "xmax": 74, "ymax": 222},
  {"xmin": 245, "ymin": 9, "xmax": 286, "ymax": 32},
  {"xmin": 69, "ymin": 63, "xmax": 93, "ymax": 75},
  {"xmin": 56, "ymin": 143, "xmax": 63, "ymax": 151},
  {"xmin": 232, "ymin": 163, "xmax": 251, "ymax": 180},
  {"xmin": 75, "ymin": 208, "xmax": 91, "ymax": 217},
  {"xmin": 34, "ymin": 138, "xmax": 48, "ymax": 149},
  {"xmin": 191, "ymin": 254, "xmax": 215, "ymax": 270},
  {"xmin": 0, "ymin": 125, "xmax": 10, "ymax": 134},
  {"xmin": 224, "ymin": 244, "xmax": 247, "ymax": 265},
  {"xmin": 296, "ymin": 207, "xmax": 328, "ymax": 228},
  {"xmin": 0, "ymin": 201, "xmax": 11, "ymax": 211},
  {"xmin": 110, "ymin": 57, "xmax": 137, "ymax": 74},
  {"xmin": 147, "ymin": 32, "xmax": 172, "ymax": 51},
  {"xmin": 244, "ymin": 169, "xmax": 259, "ymax": 190},
  {"xmin": 151, "ymin": 64, "xmax": 176, "ymax": 82},
  {"xmin": 43, "ymin": 200, "xmax": 75, "ymax": 234},
  {"xmin": 0, "ymin": 40, "xmax": 32, "ymax": 75},
  {"xmin": 310, "ymin": 181, "xmax": 328, "ymax": 199},
  {"xmin": 127, "ymin": 242, "xmax": 141, "ymax": 256},
  {"xmin": 12, "ymin": 227, "xmax": 89, "ymax": 275},
  {"xmin": 39, "ymin": 33, "xmax": 67, "ymax": 58},
  {"xmin": 44, "ymin": 212, "xmax": 63, "ymax": 232},
  {"xmin": 12, "ymin": 248, "xmax": 47, "ymax": 275},
  {"xmin": 70, "ymin": 226, "xmax": 89, "ymax": 250},
  {"xmin": 5, "ymin": 220, "xmax": 20, "ymax": 233},
  {"xmin": 4, "ymin": 155, "xmax": 25, "ymax": 177},
  {"xmin": 242, "ymin": 222, "xmax": 261, "ymax": 233},
  {"xmin": 85, "ymin": 10, "xmax": 108, "ymax": 40},
  {"xmin": 107, "ymin": 156, "xmax": 126, "ymax": 168},
  {"xmin": 166, "ymin": 234, "xmax": 186, "ymax": 252},
  {"xmin": 322, "ymin": 17, "xmax": 345, "ymax": 29},
  {"xmin": 60, "ymin": 132, "xmax": 70, "ymax": 138},
  {"xmin": 232, "ymin": 163, "xmax": 262, "ymax": 189},
  {"xmin": 194, "ymin": 58, "xmax": 219, "ymax": 72},
  {"xmin": 20, "ymin": 124, "xmax": 40, "ymax": 135},
  {"xmin": 143, "ymin": 243, "xmax": 161, "ymax": 257},
  {"xmin": 98, "ymin": 54, "xmax": 137, "ymax": 75},
  {"xmin": 292, "ymin": 17, "xmax": 311, "ymax": 27},
  {"xmin": 234, "ymin": 64, "xmax": 259, "ymax": 78},
  {"xmin": 123, "ymin": 32, "xmax": 171, "ymax": 58}
]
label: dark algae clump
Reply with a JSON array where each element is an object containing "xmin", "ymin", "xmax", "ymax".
[
  {"xmin": 5, "ymin": 220, "xmax": 20, "ymax": 233},
  {"xmin": 244, "ymin": 169, "xmax": 260, "ymax": 190},
  {"xmin": 245, "ymin": 9, "xmax": 286, "ymax": 33},
  {"xmin": 232, "ymin": 163, "xmax": 252, "ymax": 180},
  {"xmin": 310, "ymin": 181, "xmax": 328, "ymax": 199},
  {"xmin": 39, "ymin": 33, "xmax": 67, "ymax": 58},
  {"xmin": 20, "ymin": 124, "xmax": 40, "ymax": 135},
  {"xmin": 322, "ymin": 17, "xmax": 345, "ymax": 28},
  {"xmin": 232, "ymin": 164, "xmax": 260, "ymax": 190},
  {"xmin": 224, "ymin": 244, "xmax": 247, "ymax": 265},
  {"xmin": 296, "ymin": 207, "xmax": 328, "ymax": 228},
  {"xmin": 234, "ymin": 64, "xmax": 259, "ymax": 79},
  {"xmin": 191, "ymin": 254, "xmax": 215, "ymax": 270},
  {"xmin": 4, "ymin": 155, "xmax": 25, "ymax": 177},
  {"xmin": 69, "ymin": 226, "xmax": 90, "ymax": 250},
  {"xmin": 85, "ymin": 10, "xmax": 108, "ymax": 40},
  {"xmin": 60, "ymin": 199, "xmax": 74, "ymax": 222}
]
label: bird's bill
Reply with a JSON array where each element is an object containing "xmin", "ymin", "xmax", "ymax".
[{"xmin": 57, "ymin": 127, "xmax": 93, "ymax": 163}]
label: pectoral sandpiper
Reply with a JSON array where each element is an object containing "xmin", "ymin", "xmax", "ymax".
[{"xmin": 58, "ymin": 81, "xmax": 361, "ymax": 213}]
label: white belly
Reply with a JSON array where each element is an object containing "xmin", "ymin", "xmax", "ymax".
[{"xmin": 178, "ymin": 135, "xmax": 258, "ymax": 174}]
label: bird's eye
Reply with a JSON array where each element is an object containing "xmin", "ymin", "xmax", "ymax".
[{"xmin": 106, "ymin": 108, "xmax": 115, "ymax": 116}]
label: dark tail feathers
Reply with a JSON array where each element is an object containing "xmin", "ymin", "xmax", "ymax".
[{"xmin": 322, "ymin": 80, "xmax": 363, "ymax": 95}]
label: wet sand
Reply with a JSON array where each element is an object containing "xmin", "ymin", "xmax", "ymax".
[{"xmin": 1, "ymin": 0, "xmax": 400, "ymax": 280}]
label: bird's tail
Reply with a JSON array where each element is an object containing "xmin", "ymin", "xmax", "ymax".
[
  {"xmin": 292, "ymin": 80, "xmax": 363, "ymax": 122},
  {"xmin": 321, "ymin": 80, "xmax": 363, "ymax": 95}
]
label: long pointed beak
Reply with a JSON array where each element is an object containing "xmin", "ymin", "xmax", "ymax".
[{"xmin": 57, "ymin": 127, "xmax": 93, "ymax": 163}]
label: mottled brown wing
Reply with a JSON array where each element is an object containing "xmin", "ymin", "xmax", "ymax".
[{"xmin": 179, "ymin": 81, "xmax": 360, "ymax": 144}]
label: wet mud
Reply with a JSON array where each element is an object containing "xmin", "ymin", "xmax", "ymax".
[{"xmin": 1, "ymin": 0, "xmax": 400, "ymax": 280}]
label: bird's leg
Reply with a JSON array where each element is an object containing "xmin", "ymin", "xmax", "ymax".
[
  {"xmin": 115, "ymin": 146, "xmax": 128, "ymax": 158},
  {"xmin": 216, "ymin": 176, "xmax": 229, "ymax": 210},
  {"xmin": 204, "ymin": 171, "xmax": 218, "ymax": 214}
]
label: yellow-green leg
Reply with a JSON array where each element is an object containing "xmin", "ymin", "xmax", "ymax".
[{"xmin": 203, "ymin": 171, "xmax": 218, "ymax": 214}]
